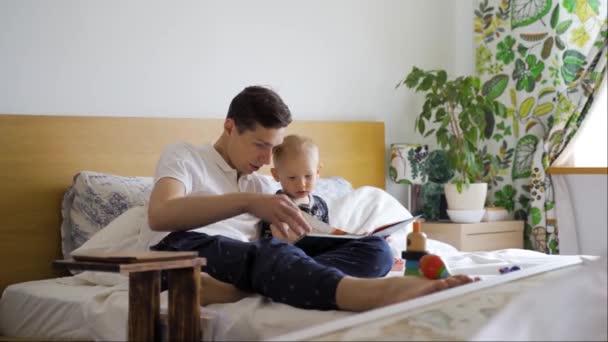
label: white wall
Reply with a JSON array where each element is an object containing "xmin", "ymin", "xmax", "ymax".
[{"xmin": 0, "ymin": 0, "xmax": 474, "ymax": 204}]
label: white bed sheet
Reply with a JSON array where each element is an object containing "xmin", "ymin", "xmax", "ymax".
[
  {"xmin": 0, "ymin": 277, "xmax": 105, "ymax": 340},
  {"xmin": 0, "ymin": 248, "xmax": 584, "ymax": 341}
]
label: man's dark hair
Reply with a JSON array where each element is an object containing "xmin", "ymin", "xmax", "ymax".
[{"xmin": 227, "ymin": 85, "xmax": 292, "ymax": 132}]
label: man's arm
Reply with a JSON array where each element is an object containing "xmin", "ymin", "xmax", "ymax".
[{"xmin": 148, "ymin": 178, "xmax": 312, "ymax": 235}]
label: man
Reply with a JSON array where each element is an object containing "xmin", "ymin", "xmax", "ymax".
[{"xmin": 149, "ymin": 85, "xmax": 474, "ymax": 311}]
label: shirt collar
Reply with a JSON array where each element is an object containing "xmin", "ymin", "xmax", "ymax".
[{"xmin": 203, "ymin": 143, "xmax": 252, "ymax": 180}]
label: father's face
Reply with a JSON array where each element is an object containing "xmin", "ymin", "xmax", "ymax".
[{"xmin": 225, "ymin": 120, "xmax": 286, "ymax": 175}]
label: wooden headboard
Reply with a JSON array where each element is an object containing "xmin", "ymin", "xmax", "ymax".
[{"xmin": 0, "ymin": 114, "xmax": 385, "ymax": 293}]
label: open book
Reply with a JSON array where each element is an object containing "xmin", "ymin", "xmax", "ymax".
[{"xmin": 294, "ymin": 214, "xmax": 423, "ymax": 255}]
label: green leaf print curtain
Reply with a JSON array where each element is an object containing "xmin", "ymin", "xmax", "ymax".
[{"xmin": 474, "ymin": 0, "xmax": 607, "ymax": 253}]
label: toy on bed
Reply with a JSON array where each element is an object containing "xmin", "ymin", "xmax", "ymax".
[
  {"xmin": 401, "ymin": 221, "xmax": 428, "ymax": 276},
  {"xmin": 401, "ymin": 221, "xmax": 451, "ymax": 279}
]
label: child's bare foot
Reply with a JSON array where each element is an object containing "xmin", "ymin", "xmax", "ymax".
[
  {"xmin": 199, "ymin": 272, "xmax": 252, "ymax": 306},
  {"xmin": 336, "ymin": 274, "xmax": 478, "ymax": 312}
]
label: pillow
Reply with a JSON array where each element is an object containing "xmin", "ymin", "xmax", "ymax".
[
  {"xmin": 259, "ymin": 175, "xmax": 354, "ymax": 200},
  {"xmin": 313, "ymin": 176, "xmax": 354, "ymax": 199},
  {"xmin": 60, "ymin": 171, "xmax": 353, "ymax": 258},
  {"xmin": 60, "ymin": 171, "xmax": 153, "ymax": 258},
  {"xmin": 70, "ymin": 205, "xmax": 165, "ymax": 284}
]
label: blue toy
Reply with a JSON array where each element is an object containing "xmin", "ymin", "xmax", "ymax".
[{"xmin": 499, "ymin": 265, "xmax": 521, "ymax": 274}]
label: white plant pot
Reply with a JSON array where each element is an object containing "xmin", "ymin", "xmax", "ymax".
[{"xmin": 444, "ymin": 183, "xmax": 487, "ymax": 210}]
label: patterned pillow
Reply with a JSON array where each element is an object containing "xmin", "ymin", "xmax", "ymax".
[
  {"xmin": 59, "ymin": 172, "xmax": 354, "ymax": 258},
  {"xmin": 60, "ymin": 171, "xmax": 153, "ymax": 258}
]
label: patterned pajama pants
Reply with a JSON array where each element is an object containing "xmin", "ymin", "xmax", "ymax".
[{"xmin": 151, "ymin": 231, "xmax": 393, "ymax": 310}]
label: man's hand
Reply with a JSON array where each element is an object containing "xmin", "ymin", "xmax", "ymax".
[
  {"xmin": 269, "ymin": 222, "xmax": 302, "ymax": 243},
  {"xmin": 247, "ymin": 193, "xmax": 312, "ymax": 236}
]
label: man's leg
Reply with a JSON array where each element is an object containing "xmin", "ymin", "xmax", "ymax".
[
  {"xmin": 151, "ymin": 231, "xmax": 346, "ymax": 310},
  {"xmin": 313, "ymin": 236, "xmax": 394, "ymax": 278},
  {"xmin": 335, "ymin": 274, "xmax": 476, "ymax": 311},
  {"xmin": 152, "ymin": 232, "xmax": 477, "ymax": 311},
  {"xmin": 312, "ymin": 236, "xmax": 478, "ymax": 311}
]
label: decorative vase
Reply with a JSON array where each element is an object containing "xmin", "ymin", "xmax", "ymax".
[{"xmin": 444, "ymin": 183, "xmax": 487, "ymax": 211}]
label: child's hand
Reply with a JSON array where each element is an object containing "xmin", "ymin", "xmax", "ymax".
[{"xmin": 270, "ymin": 222, "xmax": 302, "ymax": 244}]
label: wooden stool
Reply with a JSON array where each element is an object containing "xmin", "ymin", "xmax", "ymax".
[{"xmin": 54, "ymin": 251, "xmax": 205, "ymax": 341}]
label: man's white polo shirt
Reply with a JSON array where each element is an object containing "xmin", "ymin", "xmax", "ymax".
[{"xmin": 154, "ymin": 142, "xmax": 278, "ymax": 242}]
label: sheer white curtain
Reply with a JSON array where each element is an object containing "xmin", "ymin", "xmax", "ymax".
[
  {"xmin": 553, "ymin": 74, "xmax": 608, "ymax": 167},
  {"xmin": 551, "ymin": 75, "xmax": 607, "ymax": 254}
]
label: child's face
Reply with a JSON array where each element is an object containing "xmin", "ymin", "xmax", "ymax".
[{"xmin": 271, "ymin": 152, "xmax": 319, "ymax": 199}]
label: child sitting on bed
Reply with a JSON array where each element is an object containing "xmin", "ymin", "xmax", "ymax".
[{"xmin": 258, "ymin": 134, "xmax": 334, "ymax": 242}]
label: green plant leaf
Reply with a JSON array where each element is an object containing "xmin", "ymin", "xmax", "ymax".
[
  {"xmin": 417, "ymin": 118, "xmax": 426, "ymax": 135},
  {"xmin": 520, "ymin": 97, "xmax": 536, "ymax": 118},
  {"xmin": 494, "ymin": 101, "xmax": 507, "ymax": 118},
  {"xmin": 555, "ymin": 19, "xmax": 573, "ymax": 34},
  {"xmin": 563, "ymin": 0, "xmax": 576, "ymax": 13},
  {"xmin": 465, "ymin": 127, "xmax": 479, "ymax": 146},
  {"xmin": 398, "ymin": 179, "xmax": 413, "ymax": 185},
  {"xmin": 404, "ymin": 67, "xmax": 424, "ymax": 88},
  {"xmin": 561, "ymin": 49, "xmax": 587, "ymax": 83},
  {"xmin": 525, "ymin": 120, "xmax": 538, "ymax": 132},
  {"xmin": 511, "ymin": 0, "xmax": 553, "ymax": 29},
  {"xmin": 538, "ymin": 87, "xmax": 557, "ymax": 99},
  {"xmin": 418, "ymin": 75, "xmax": 434, "ymax": 91},
  {"xmin": 589, "ymin": 0, "xmax": 600, "ymax": 14},
  {"xmin": 512, "ymin": 134, "xmax": 539, "ymax": 179},
  {"xmin": 549, "ymin": 239, "xmax": 558, "ymax": 253},
  {"xmin": 541, "ymin": 37, "xmax": 554, "ymax": 59},
  {"xmin": 482, "ymin": 74, "xmax": 509, "ymax": 100},
  {"xmin": 550, "ymin": 4, "xmax": 559, "ymax": 28},
  {"xmin": 437, "ymin": 70, "xmax": 447, "ymax": 87},
  {"xmin": 497, "ymin": 36, "xmax": 516, "ymax": 64},
  {"xmin": 533, "ymin": 102, "xmax": 555, "ymax": 116},
  {"xmin": 555, "ymin": 35, "xmax": 566, "ymax": 50},
  {"xmin": 424, "ymin": 128, "xmax": 436, "ymax": 137},
  {"xmin": 389, "ymin": 166, "xmax": 398, "ymax": 181},
  {"xmin": 530, "ymin": 207, "xmax": 542, "ymax": 225},
  {"xmin": 484, "ymin": 110, "xmax": 495, "ymax": 139}
]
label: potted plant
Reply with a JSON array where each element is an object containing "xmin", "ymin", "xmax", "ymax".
[{"xmin": 397, "ymin": 66, "xmax": 502, "ymax": 212}]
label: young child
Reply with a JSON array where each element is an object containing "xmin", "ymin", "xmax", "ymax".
[{"xmin": 258, "ymin": 134, "xmax": 330, "ymax": 240}]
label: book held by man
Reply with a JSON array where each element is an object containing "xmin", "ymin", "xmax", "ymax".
[{"xmin": 295, "ymin": 214, "xmax": 423, "ymax": 255}]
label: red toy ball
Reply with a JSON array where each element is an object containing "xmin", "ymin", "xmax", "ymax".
[{"xmin": 419, "ymin": 254, "xmax": 451, "ymax": 279}]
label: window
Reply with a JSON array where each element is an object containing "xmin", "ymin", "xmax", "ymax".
[{"xmin": 554, "ymin": 73, "xmax": 608, "ymax": 168}]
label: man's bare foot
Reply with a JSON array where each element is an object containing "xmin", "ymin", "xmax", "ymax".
[
  {"xmin": 336, "ymin": 274, "xmax": 478, "ymax": 312},
  {"xmin": 199, "ymin": 272, "xmax": 252, "ymax": 306}
]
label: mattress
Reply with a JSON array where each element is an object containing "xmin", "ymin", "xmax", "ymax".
[
  {"xmin": 0, "ymin": 277, "xmax": 105, "ymax": 340},
  {"xmin": 0, "ymin": 249, "xmax": 585, "ymax": 341},
  {"xmin": 0, "ymin": 277, "xmax": 222, "ymax": 341}
]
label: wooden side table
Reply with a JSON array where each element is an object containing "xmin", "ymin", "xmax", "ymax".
[
  {"xmin": 421, "ymin": 220, "xmax": 524, "ymax": 251},
  {"xmin": 54, "ymin": 252, "xmax": 205, "ymax": 341}
]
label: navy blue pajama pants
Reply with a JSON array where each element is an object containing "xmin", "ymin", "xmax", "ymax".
[{"xmin": 150, "ymin": 231, "xmax": 393, "ymax": 310}]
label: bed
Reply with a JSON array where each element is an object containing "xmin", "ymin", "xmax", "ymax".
[{"xmin": 0, "ymin": 114, "xmax": 604, "ymax": 341}]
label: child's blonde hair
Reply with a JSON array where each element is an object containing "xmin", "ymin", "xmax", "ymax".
[{"xmin": 272, "ymin": 135, "xmax": 319, "ymax": 166}]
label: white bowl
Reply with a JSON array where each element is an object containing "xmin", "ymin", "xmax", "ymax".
[{"xmin": 447, "ymin": 209, "xmax": 486, "ymax": 223}]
